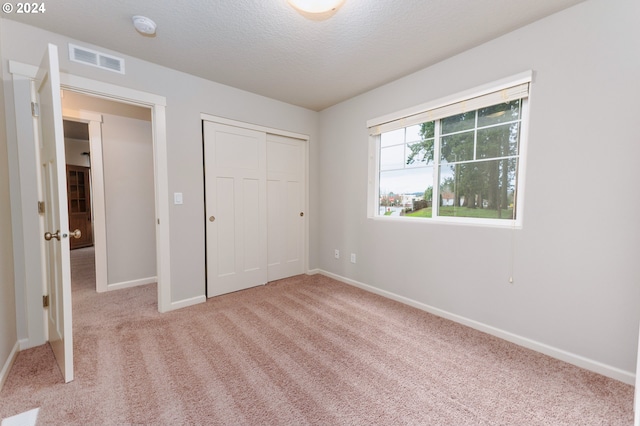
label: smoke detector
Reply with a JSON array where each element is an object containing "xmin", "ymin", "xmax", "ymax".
[{"xmin": 132, "ymin": 15, "xmax": 156, "ymax": 36}]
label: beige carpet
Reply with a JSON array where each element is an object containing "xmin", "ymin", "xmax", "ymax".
[{"xmin": 0, "ymin": 247, "xmax": 634, "ymax": 425}]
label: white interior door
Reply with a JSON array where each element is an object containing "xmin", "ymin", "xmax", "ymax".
[
  {"xmin": 204, "ymin": 122, "xmax": 267, "ymax": 297},
  {"xmin": 37, "ymin": 43, "xmax": 74, "ymax": 383},
  {"xmin": 266, "ymin": 134, "xmax": 305, "ymax": 281}
]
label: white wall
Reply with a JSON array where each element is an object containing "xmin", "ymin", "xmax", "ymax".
[
  {"xmin": 62, "ymin": 92, "xmax": 156, "ymax": 287},
  {"xmin": 318, "ymin": 0, "xmax": 640, "ymax": 380},
  {"xmin": 317, "ymin": 0, "xmax": 640, "ymax": 380},
  {"xmin": 101, "ymin": 113, "xmax": 156, "ymax": 285},
  {"xmin": 64, "ymin": 138, "xmax": 90, "ymax": 167},
  {"xmin": 0, "ymin": 16, "xmax": 18, "ymax": 387},
  {"xmin": 1, "ymin": 18, "xmax": 319, "ymax": 347}
]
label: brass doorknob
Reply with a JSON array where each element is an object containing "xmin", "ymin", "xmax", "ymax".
[
  {"xmin": 44, "ymin": 230, "xmax": 60, "ymax": 241},
  {"xmin": 299, "ymin": 212, "xmax": 304, "ymax": 217},
  {"xmin": 209, "ymin": 216, "xmax": 215, "ymax": 222},
  {"xmin": 70, "ymin": 229, "xmax": 82, "ymax": 239}
]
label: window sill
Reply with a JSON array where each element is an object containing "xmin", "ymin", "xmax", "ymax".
[{"xmin": 369, "ymin": 214, "xmax": 522, "ymax": 229}]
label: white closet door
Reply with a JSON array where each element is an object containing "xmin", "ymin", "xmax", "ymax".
[
  {"xmin": 266, "ymin": 134, "xmax": 306, "ymax": 281},
  {"xmin": 204, "ymin": 122, "xmax": 267, "ymax": 297}
]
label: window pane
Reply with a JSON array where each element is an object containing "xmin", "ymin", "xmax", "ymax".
[
  {"xmin": 438, "ymin": 159, "xmax": 517, "ymax": 219},
  {"xmin": 477, "ymin": 123, "xmax": 519, "ymax": 160},
  {"xmin": 441, "ymin": 111, "xmax": 475, "ymax": 134},
  {"xmin": 477, "ymin": 100, "xmax": 521, "ymax": 128},
  {"xmin": 419, "ymin": 121, "xmax": 435, "ymax": 139},
  {"xmin": 406, "ymin": 139, "xmax": 434, "ymax": 167},
  {"xmin": 380, "ymin": 144, "xmax": 405, "ymax": 170},
  {"xmin": 405, "ymin": 124, "xmax": 422, "ymax": 143},
  {"xmin": 372, "ymin": 83, "xmax": 527, "ymax": 224},
  {"xmin": 441, "ymin": 132, "xmax": 474, "ymax": 163},
  {"xmin": 381, "ymin": 128, "xmax": 404, "ymax": 148},
  {"xmin": 379, "ymin": 167, "xmax": 434, "ymax": 216}
]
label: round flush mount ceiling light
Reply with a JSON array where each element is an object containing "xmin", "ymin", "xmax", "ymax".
[
  {"xmin": 288, "ymin": 0, "xmax": 345, "ymax": 14},
  {"xmin": 132, "ymin": 15, "xmax": 157, "ymax": 36}
]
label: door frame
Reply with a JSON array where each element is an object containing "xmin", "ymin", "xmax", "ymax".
[
  {"xmin": 8, "ymin": 59, "xmax": 171, "ymax": 347},
  {"xmin": 59, "ymin": 77, "xmax": 171, "ymax": 313},
  {"xmin": 200, "ymin": 113, "xmax": 310, "ymax": 283},
  {"xmin": 62, "ymin": 111, "xmax": 108, "ymax": 292}
]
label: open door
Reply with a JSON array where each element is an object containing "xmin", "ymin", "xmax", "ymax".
[{"xmin": 37, "ymin": 43, "xmax": 77, "ymax": 383}]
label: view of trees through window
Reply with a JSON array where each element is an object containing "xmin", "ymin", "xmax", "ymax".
[{"xmin": 379, "ymin": 99, "xmax": 522, "ymax": 221}]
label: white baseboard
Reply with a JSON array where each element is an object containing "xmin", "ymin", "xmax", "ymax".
[
  {"xmin": 170, "ymin": 295, "xmax": 207, "ymax": 311},
  {"xmin": 0, "ymin": 341, "xmax": 20, "ymax": 392},
  {"xmin": 16, "ymin": 338, "xmax": 31, "ymax": 350},
  {"xmin": 107, "ymin": 276, "xmax": 157, "ymax": 291},
  {"xmin": 314, "ymin": 269, "xmax": 635, "ymax": 385}
]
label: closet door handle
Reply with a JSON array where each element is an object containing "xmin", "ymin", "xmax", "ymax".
[{"xmin": 209, "ymin": 216, "xmax": 215, "ymax": 222}]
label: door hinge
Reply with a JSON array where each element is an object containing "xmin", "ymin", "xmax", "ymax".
[
  {"xmin": 38, "ymin": 201, "xmax": 45, "ymax": 215},
  {"xmin": 31, "ymin": 102, "xmax": 40, "ymax": 117},
  {"xmin": 43, "ymin": 294, "xmax": 49, "ymax": 308}
]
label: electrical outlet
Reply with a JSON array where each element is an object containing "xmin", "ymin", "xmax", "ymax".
[
  {"xmin": 334, "ymin": 249, "xmax": 340, "ymax": 259},
  {"xmin": 350, "ymin": 253, "xmax": 356, "ymax": 263}
]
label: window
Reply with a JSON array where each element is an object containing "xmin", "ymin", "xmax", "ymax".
[{"xmin": 368, "ymin": 72, "xmax": 531, "ymax": 227}]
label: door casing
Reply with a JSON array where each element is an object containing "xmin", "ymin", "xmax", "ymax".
[{"xmin": 61, "ymin": 111, "xmax": 108, "ymax": 292}]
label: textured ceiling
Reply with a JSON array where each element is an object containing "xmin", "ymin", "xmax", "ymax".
[{"xmin": 4, "ymin": 0, "xmax": 585, "ymax": 111}]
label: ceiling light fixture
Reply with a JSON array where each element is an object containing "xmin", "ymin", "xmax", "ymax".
[
  {"xmin": 132, "ymin": 15, "xmax": 157, "ymax": 36},
  {"xmin": 288, "ymin": 0, "xmax": 345, "ymax": 15}
]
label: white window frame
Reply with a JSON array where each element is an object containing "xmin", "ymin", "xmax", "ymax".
[{"xmin": 367, "ymin": 71, "xmax": 532, "ymax": 228}]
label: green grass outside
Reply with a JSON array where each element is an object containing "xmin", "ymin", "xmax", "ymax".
[
  {"xmin": 405, "ymin": 206, "xmax": 513, "ymax": 219},
  {"xmin": 405, "ymin": 208, "xmax": 432, "ymax": 218}
]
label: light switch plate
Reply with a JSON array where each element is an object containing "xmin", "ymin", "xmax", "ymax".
[{"xmin": 174, "ymin": 192, "xmax": 183, "ymax": 205}]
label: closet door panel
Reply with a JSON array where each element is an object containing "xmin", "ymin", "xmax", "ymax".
[
  {"xmin": 266, "ymin": 134, "xmax": 305, "ymax": 281},
  {"xmin": 204, "ymin": 122, "xmax": 267, "ymax": 297}
]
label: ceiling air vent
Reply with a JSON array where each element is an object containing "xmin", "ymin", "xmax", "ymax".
[{"xmin": 68, "ymin": 44, "xmax": 125, "ymax": 74}]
